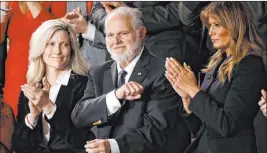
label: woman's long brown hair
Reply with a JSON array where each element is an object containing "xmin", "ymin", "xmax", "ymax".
[{"xmin": 201, "ymin": 2, "xmax": 266, "ymax": 82}]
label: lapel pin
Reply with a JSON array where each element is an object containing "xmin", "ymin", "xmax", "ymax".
[
  {"xmin": 93, "ymin": 120, "xmax": 102, "ymax": 126},
  {"xmin": 138, "ymin": 72, "xmax": 142, "ymax": 76}
]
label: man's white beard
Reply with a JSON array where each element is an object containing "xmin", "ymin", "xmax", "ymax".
[{"xmin": 107, "ymin": 36, "xmax": 143, "ymax": 63}]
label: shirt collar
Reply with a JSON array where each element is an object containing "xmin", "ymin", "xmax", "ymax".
[
  {"xmin": 117, "ymin": 47, "xmax": 144, "ymax": 74},
  {"xmin": 55, "ymin": 69, "xmax": 72, "ymax": 86}
]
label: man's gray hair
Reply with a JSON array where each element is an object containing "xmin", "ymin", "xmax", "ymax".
[{"xmin": 105, "ymin": 6, "xmax": 144, "ymax": 32}]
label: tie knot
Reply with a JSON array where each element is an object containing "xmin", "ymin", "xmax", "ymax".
[{"xmin": 119, "ymin": 70, "xmax": 127, "ymax": 78}]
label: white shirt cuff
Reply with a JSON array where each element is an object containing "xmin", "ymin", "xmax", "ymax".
[
  {"xmin": 44, "ymin": 105, "xmax": 57, "ymax": 120},
  {"xmin": 106, "ymin": 90, "xmax": 121, "ymax": 116},
  {"xmin": 81, "ymin": 23, "xmax": 96, "ymax": 41},
  {"xmin": 25, "ymin": 114, "xmax": 38, "ymax": 129},
  {"xmin": 108, "ymin": 139, "xmax": 120, "ymax": 153}
]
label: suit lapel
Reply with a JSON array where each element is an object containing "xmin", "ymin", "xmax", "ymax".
[
  {"xmin": 201, "ymin": 56, "xmax": 226, "ymax": 92},
  {"xmin": 128, "ymin": 49, "xmax": 150, "ymax": 84},
  {"xmin": 103, "ymin": 62, "xmax": 117, "ymax": 94},
  {"xmin": 108, "ymin": 49, "xmax": 150, "ymax": 138},
  {"xmin": 47, "ymin": 74, "xmax": 75, "ymax": 145},
  {"xmin": 54, "ymin": 74, "xmax": 75, "ymax": 109},
  {"xmin": 100, "ymin": 62, "xmax": 118, "ymax": 138}
]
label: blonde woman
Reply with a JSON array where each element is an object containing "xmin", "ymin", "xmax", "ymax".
[
  {"xmin": 12, "ymin": 19, "xmax": 94, "ymax": 153},
  {"xmin": 165, "ymin": 2, "xmax": 266, "ymax": 153},
  {"xmin": 0, "ymin": 1, "xmax": 67, "ymax": 117}
]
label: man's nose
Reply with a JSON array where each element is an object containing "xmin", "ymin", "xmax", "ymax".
[{"xmin": 113, "ymin": 35, "xmax": 122, "ymax": 45}]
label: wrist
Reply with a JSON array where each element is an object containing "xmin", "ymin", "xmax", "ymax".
[
  {"xmin": 42, "ymin": 101, "xmax": 55, "ymax": 115},
  {"xmin": 26, "ymin": 114, "xmax": 39, "ymax": 128},
  {"xmin": 28, "ymin": 113, "xmax": 39, "ymax": 121},
  {"xmin": 182, "ymin": 97, "xmax": 191, "ymax": 102},
  {"xmin": 114, "ymin": 89, "xmax": 123, "ymax": 100},
  {"xmin": 187, "ymin": 86, "xmax": 200, "ymax": 98},
  {"xmin": 182, "ymin": 106, "xmax": 192, "ymax": 115},
  {"xmin": 181, "ymin": 97, "xmax": 192, "ymax": 114}
]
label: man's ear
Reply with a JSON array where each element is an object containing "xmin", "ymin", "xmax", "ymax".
[{"xmin": 139, "ymin": 26, "xmax": 146, "ymax": 40}]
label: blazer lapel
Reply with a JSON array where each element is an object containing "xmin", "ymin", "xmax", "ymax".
[
  {"xmin": 201, "ymin": 56, "xmax": 226, "ymax": 92},
  {"xmin": 194, "ymin": 54, "xmax": 229, "ymax": 146},
  {"xmin": 103, "ymin": 62, "xmax": 117, "ymax": 94},
  {"xmin": 54, "ymin": 74, "xmax": 75, "ymax": 109},
  {"xmin": 101, "ymin": 62, "xmax": 117, "ymax": 138},
  {"xmin": 128, "ymin": 49, "xmax": 149, "ymax": 84},
  {"xmin": 109, "ymin": 49, "xmax": 150, "ymax": 138}
]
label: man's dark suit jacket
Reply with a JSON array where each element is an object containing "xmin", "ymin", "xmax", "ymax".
[
  {"xmin": 71, "ymin": 49, "xmax": 190, "ymax": 153},
  {"xmin": 12, "ymin": 73, "xmax": 94, "ymax": 153},
  {"xmin": 91, "ymin": 2, "xmax": 201, "ymax": 65},
  {"xmin": 180, "ymin": 54, "xmax": 266, "ymax": 153}
]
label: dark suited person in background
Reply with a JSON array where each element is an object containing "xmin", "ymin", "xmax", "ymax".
[
  {"xmin": 13, "ymin": 20, "xmax": 94, "ymax": 153},
  {"xmin": 61, "ymin": 1, "xmax": 110, "ymax": 67},
  {"xmin": 90, "ymin": 1, "xmax": 200, "ymax": 68},
  {"xmin": 166, "ymin": 2, "xmax": 266, "ymax": 153},
  {"xmin": 71, "ymin": 6, "xmax": 190, "ymax": 153}
]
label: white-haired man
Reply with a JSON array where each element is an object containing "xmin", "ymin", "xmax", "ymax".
[{"xmin": 71, "ymin": 6, "xmax": 190, "ymax": 153}]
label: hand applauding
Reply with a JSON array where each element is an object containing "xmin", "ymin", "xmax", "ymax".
[
  {"xmin": 21, "ymin": 77, "xmax": 55, "ymax": 116},
  {"xmin": 165, "ymin": 57, "xmax": 201, "ymax": 114},
  {"xmin": 165, "ymin": 57, "xmax": 200, "ymax": 98}
]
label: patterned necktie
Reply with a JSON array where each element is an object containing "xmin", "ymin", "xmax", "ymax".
[
  {"xmin": 117, "ymin": 70, "xmax": 127, "ymax": 88},
  {"xmin": 117, "ymin": 70, "xmax": 127, "ymax": 105}
]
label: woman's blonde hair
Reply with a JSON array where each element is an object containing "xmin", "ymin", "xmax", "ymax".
[
  {"xmin": 201, "ymin": 2, "xmax": 266, "ymax": 82},
  {"xmin": 27, "ymin": 19, "xmax": 88, "ymax": 84}
]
